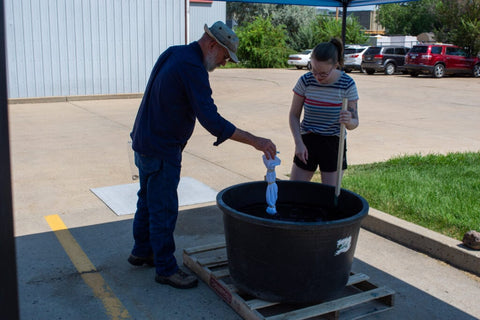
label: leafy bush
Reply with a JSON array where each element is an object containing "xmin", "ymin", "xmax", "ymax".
[
  {"xmin": 227, "ymin": 3, "xmax": 317, "ymax": 51},
  {"xmin": 235, "ymin": 17, "xmax": 292, "ymax": 68},
  {"xmin": 291, "ymin": 23, "xmax": 318, "ymax": 52},
  {"xmin": 228, "ymin": 3, "xmax": 369, "ymax": 63},
  {"xmin": 290, "ymin": 16, "xmax": 369, "ymax": 51},
  {"xmin": 311, "ymin": 16, "xmax": 368, "ymax": 46}
]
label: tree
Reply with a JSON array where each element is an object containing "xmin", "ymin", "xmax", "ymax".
[
  {"xmin": 269, "ymin": 5, "xmax": 318, "ymax": 49},
  {"xmin": 227, "ymin": 3, "xmax": 317, "ymax": 29},
  {"xmin": 377, "ymin": 0, "xmax": 438, "ymax": 35},
  {"xmin": 377, "ymin": 0, "xmax": 480, "ymax": 56},
  {"xmin": 227, "ymin": 3, "xmax": 317, "ymax": 50},
  {"xmin": 435, "ymin": 0, "xmax": 480, "ymax": 56},
  {"xmin": 227, "ymin": 3, "xmax": 276, "ymax": 25}
]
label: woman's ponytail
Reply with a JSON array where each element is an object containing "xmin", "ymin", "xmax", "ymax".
[{"xmin": 312, "ymin": 37, "xmax": 344, "ymax": 67}]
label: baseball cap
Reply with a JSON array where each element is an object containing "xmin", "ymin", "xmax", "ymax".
[{"xmin": 204, "ymin": 21, "xmax": 239, "ymax": 63}]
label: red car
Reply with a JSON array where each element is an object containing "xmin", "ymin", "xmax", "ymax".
[{"xmin": 405, "ymin": 44, "xmax": 480, "ymax": 78}]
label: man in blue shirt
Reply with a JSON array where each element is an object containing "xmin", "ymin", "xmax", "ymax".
[{"xmin": 128, "ymin": 21, "xmax": 277, "ymax": 289}]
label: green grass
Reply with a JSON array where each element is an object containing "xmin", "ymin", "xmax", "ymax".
[{"xmin": 312, "ymin": 152, "xmax": 480, "ymax": 240}]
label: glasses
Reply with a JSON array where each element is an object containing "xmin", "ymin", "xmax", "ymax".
[{"xmin": 308, "ymin": 64, "xmax": 335, "ymax": 78}]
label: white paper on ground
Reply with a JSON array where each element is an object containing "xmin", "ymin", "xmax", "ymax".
[{"xmin": 90, "ymin": 177, "xmax": 217, "ymax": 216}]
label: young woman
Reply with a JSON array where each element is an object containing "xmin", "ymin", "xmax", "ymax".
[{"xmin": 289, "ymin": 38, "xmax": 359, "ymax": 186}]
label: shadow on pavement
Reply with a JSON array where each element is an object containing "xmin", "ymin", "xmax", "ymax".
[{"xmin": 16, "ymin": 205, "xmax": 477, "ymax": 320}]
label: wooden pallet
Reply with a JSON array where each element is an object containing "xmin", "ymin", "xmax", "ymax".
[{"xmin": 183, "ymin": 243, "xmax": 395, "ymax": 320}]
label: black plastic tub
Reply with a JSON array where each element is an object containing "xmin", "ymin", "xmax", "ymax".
[{"xmin": 216, "ymin": 180, "xmax": 369, "ymax": 304}]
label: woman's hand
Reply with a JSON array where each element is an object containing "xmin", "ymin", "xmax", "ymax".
[
  {"xmin": 339, "ymin": 109, "xmax": 352, "ymax": 125},
  {"xmin": 340, "ymin": 100, "xmax": 359, "ymax": 130},
  {"xmin": 295, "ymin": 142, "xmax": 308, "ymax": 165}
]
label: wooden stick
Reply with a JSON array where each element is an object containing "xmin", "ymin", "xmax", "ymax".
[{"xmin": 335, "ymin": 98, "xmax": 348, "ymax": 200}]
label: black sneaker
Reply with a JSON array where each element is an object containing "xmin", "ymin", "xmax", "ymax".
[
  {"xmin": 155, "ymin": 269, "xmax": 198, "ymax": 289},
  {"xmin": 128, "ymin": 254, "xmax": 154, "ymax": 267}
]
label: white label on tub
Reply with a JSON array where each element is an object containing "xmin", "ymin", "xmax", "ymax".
[{"xmin": 335, "ymin": 236, "xmax": 352, "ymax": 256}]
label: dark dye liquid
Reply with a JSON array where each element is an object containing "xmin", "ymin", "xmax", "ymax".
[{"xmin": 238, "ymin": 202, "xmax": 351, "ymax": 223}]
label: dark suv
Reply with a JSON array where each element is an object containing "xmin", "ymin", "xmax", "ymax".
[
  {"xmin": 361, "ymin": 46, "xmax": 410, "ymax": 75},
  {"xmin": 405, "ymin": 44, "xmax": 480, "ymax": 78}
]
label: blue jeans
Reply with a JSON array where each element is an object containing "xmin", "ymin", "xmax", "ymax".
[{"xmin": 131, "ymin": 152, "xmax": 181, "ymax": 277}]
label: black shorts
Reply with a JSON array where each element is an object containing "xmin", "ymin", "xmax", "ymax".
[{"xmin": 293, "ymin": 133, "xmax": 347, "ymax": 173}]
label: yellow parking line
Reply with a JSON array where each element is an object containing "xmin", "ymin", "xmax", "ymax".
[{"xmin": 45, "ymin": 214, "xmax": 131, "ymax": 320}]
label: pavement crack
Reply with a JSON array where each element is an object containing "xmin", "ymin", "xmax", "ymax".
[
  {"xmin": 79, "ymin": 269, "xmax": 99, "ymax": 275},
  {"xmin": 26, "ymin": 271, "xmax": 81, "ymax": 285},
  {"xmin": 218, "ymin": 75, "xmax": 281, "ymax": 86},
  {"xmin": 67, "ymin": 101, "xmax": 131, "ymax": 130},
  {"xmin": 183, "ymin": 151, "xmax": 254, "ymax": 181}
]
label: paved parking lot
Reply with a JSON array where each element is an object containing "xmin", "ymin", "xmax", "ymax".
[{"xmin": 9, "ymin": 68, "xmax": 480, "ymax": 319}]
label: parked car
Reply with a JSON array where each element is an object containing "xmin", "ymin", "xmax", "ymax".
[
  {"xmin": 344, "ymin": 45, "xmax": 369, "ymax": 73},
  {"xmin": 287, "ymin": 49, "xmax": 312, "ymax": 69},
  {"xmin": 361, "ymin": 46, "xmax": 410, "ymax": 75},
  {"xmin": 405, "ymin": 44, "xmax": 480, "ymax": 78}
]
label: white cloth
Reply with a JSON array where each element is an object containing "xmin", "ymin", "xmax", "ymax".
[{"xmin": 262, "ymin": 155, "xmax": 281, "ymax": 215}]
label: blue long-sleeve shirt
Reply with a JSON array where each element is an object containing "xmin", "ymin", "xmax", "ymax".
[{"xmin": 130, "ymin": 41, "xmax": 236, "ymax": 163}]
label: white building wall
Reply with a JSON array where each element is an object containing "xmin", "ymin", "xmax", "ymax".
[
  {"xmin": 5, "ymin": 0, "xmax": 186, "ymax": 99},
  {"xmin": 189, "ymin": 1, "xmax": 226, "ymax": 43}
]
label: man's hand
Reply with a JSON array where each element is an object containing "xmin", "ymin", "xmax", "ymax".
[
  {"xmin": 230, "ymin": 129, "xmax": 277, "ymax": 159},
  {"xmin": 253, "ymin": 137, "xmax": 277, "ymax": 160}
]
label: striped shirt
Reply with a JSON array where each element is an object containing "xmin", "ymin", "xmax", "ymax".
[{"xmin": 293, "ymin": 72, "xmax": 358, "ymax": 136}]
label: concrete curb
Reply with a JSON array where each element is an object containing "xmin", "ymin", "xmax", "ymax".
[
  {"xmin": 8, "ymin": 93, "xmax": 143, "ymax": 104},
  {"xmin": 362, "ymin": 208, "xmax": 480, "ymax": 276}
]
